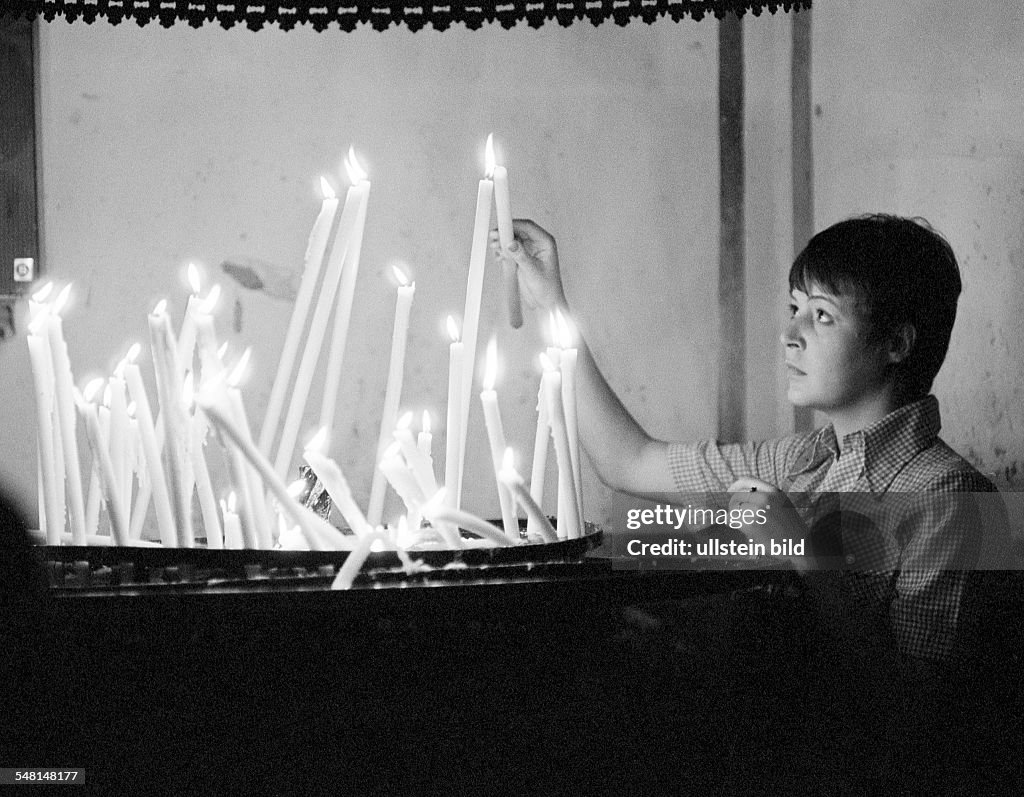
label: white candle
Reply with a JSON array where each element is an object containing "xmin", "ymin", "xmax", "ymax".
[
  {"xmin": 220, "ymin": 494, "xmax": 243, "ymax": 550},
  {"xmin": 76, "ymin": 382, "xmax": 129, "ymax": 545},
  {"xmin": 366, "ymin": 267, "xmax": 415, "ymax": 525},
  {"xmin": 226, "ymin": 349, "xmax": 272, "ymax": 548},
  {"xmin": 107, "ymin": 373, "xmax": 131, "ymax": 524},
  {"xmin": 478, "ymin": 338, "xmax": 520, "ymax": 542},
  {"xmin": 541, "ymin": 354, "xmax": 581, "ymax": 540},
  {"xmin": 303, "ymin": 427, "xmax": 373, "ymax": 537},
  {"xmin": 176, "ymin": 264, "xmax": 203, "ymax": 374},
  {"xmin": 26, "ymin": 312, "xmax": 61, "ymax": 543},
  {"xmin": 527, "ymin": 361, "xmax": 550, "ymax": 540},
  {"xmin": 148, "ymin": 300, "xmax": 192, "ymax": 548},
  {"xmin": 331, "ymin": 529, "xmax": 390, "ymax": 590},
  {"xmin": 378, "ymin": 442, "xmax": 427, "ymax": 524},
  {"xmin": 490, "ymin": 136, "xmax": 523, "ymax": 329},
  {"xmin": 259, "ymin": 177, "xmax": 340, "ymax": 457},
  {"xmin": 45, "ymin": 285, "xmax": 87, "ymax": 544},
  {"xmin": 394, "ymin": 411, "xmax": 438, "ymax": 500},
  {"xmin": 189, "ymin": 407, "xmax": 223, "ymax": 549},
  {"xmin": 123, "ymin": 346, "xmax": 177, "ymax": 547},
  {"xmin": 499, "ymin": 448, "xmax": 558, "ymax": 544},
  {"xmin": 320, "ymin": 148, "xmax": 372, "ymax": 436},
  {"xmin": 418, "ymin": 410, "xmax": 433, "ymax": 460},
  {"xmin": 273, "ymin": 161, "xmax": 368, "ymax": 479},
  {"xmin": 443, "ymin": 316, "xmax": 464, "ymax": 512},
  {"xmin": 555, "ymin": 310, "xmax": 585, "ymax": 539},
  {"xmin": 456, "ymin": 137, "xmax": 496, "ymax": 509}
]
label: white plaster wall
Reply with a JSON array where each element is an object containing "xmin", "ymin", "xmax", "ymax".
[
  {"xmin": 813, "ymin": 0, "xmax": 1024, "ymax": 489},
  {"xmin": 1, "ymin": 14, "xmax": 799, "ymax": 530}
]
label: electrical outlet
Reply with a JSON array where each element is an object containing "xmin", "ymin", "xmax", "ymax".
[{"xmin": 13, "ymin": 257, "xmax": 34, "ymax": 282}]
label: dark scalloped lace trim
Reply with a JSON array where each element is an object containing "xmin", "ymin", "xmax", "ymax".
[{"xmin": 0, "ymin": 0, "xmax": 811, "ymax": 32}]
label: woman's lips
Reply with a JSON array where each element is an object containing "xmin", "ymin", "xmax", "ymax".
[{"xmin": 786, "ymin": 362, "xmax": 806, "ymax": 375}]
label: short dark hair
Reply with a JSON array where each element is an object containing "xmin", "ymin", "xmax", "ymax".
[{"xmin": 788, "ymin": 214, "xmax": 962, "ymax": 400}]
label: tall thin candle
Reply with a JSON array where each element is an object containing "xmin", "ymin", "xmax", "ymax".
[
  {"xmin": 259, "ymin": 177, "xmax": 340, "ymax": 456},
  {"xmin": 366, "ymin": 266, "xmax": 415, "ymax": 525},
  {"xmin": 478, "ymin": 338, "xmax": 520, "ymax": 542},
  {"xmin": 456, "ymin": 136, "xmax": 496, "ymax": 509}
]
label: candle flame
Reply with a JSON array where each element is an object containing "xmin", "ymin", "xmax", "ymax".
[
  {"xmin": 446, "ymin": 315, "xmax": 460, "ymax": 343},
  {"xmin": 31, "ymin": 282, "xmax": 54, "ymax": 304},
  {"xmin": 485, "ymin": 133, "xmax": 496, "ymax": 179},
  {"xmin": 53, "ymin": 283, "xmax": 73, "ymax": 315},
  {"xmin": 127, "ymin": 401, "xmax": 137, "ymax": 419},
  {"xmin": 199, "ymin": 283, "xmax": 222, "ymax": 315},
  {"xmin": 396, "ymin": 411, "xmax": 413, "ymax": 431},
  {"xmin": 554, "ymin": 309, "xmax": 575, "ymax": 349},
  {"xmin": 392, "ymin": 264, "xmax": 410, "ymax": 287},
  {"xmin": 319, "ymin": 176, "xmax": 336, "ymax": 200},
  {"xmin": 306, "ymin": 426, "xmax": 328, "ymax": 454},
  {"xmin": 421, "ymin": 410, "xmax": 431, "ymax": 435},
  {"xmin": 539, "ymin": 352, "xmax": 555, "ymax": 372},
  {"xmin": 227, "ymin": 347, "xmax": 252, "ymax": 388},
  {"xmin": 182, "ymin": 371, "xmax": 195, "ymax": 408},
  {"xmin": 286, "ymin": 478, "xmax": 307, "ymax": 499},
  {"xmin": 152, "ymin": 299, "xmax": 167, "ymax": 316},
  {"xmin": 345, "ymin": 147, "xmax": 368, "ymax": 184},
  {"xmin": 187, "ymin": 263, "xmax": 202, "ymax": 296},
  {"xmin": 125, "ymin": 342, "xmax": 142, "ymax": 363},
  {"xmin": 227, "ymin": 491, "xmax": 238, "ymax": 513},
  {"xmin": 482, "ymin": 337, "xmax": 498, "ymax": 391},
  {"xmin": 502, "ymin": 446, "xmax": 516, "ymax": 474},
  {"xmin": 83, "ymin": 377, "xmax": 104, "ymax": 403}
]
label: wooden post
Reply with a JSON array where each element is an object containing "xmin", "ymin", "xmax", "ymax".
[
  {"xmin": 718, "ymin": 11, "xmax": 745, "ymax": 443},
  {"xmin": 791, "ymin": 7, "xmax": 815, "ymax": 433}
]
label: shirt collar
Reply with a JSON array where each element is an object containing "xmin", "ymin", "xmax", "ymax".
[{"xmin": 787, "ymin": 395, "xmax": 941, "ymax": 493}]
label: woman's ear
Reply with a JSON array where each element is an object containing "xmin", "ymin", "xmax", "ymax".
[{"xmin": 888, "ymin": 322, "xmax": 916, "ymax": 364}]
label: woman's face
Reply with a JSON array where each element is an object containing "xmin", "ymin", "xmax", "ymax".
[{"xmin": 782, "ymin": 285, "xmax": 892, "ymax": 414}]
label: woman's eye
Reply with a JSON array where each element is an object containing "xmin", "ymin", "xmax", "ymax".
[
  {"xmin": 815, "ymin": 309, "xmax": 833, "ymax": 324},
  {"xmin": 787, "ymin": 304, "xmax": 798, "ymax": 318}
]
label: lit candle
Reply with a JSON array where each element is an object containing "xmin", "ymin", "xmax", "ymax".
[
  {"xmin": 76, "ymin": 381, "xmax": 129, "ymax": 546},
  {"xmin": 182, "ymin": 372, "xmax": 223, "ymax": 550},
  {"xmin": 259, "ymin": 177, "xmax": 340, "ymax": 457},
  {"xmin": 26, "ymin": 304, "xmax": 61, "ymax": 543},
  {"xmin": 220, "ymin": 493, "xmax": 243, "ymax": 549},
  {"xmin": 490, "ymin": 136, "xmax": 523, "ymax": 329},
  {"xmin": 499, "ymin": 448, "xmax": 558, "ymax": 543},
  {"xmin": 320, "ymin": 148, "xmax": 372, "ymax": 436},
  {"xmin": 273, "ymin": 153, "xmax": 369, "ymax": 478},
  {"xmin": 378, "ymin": 441, "xmax": 427, "ymax": 525},
  {"xmin": 45, "ymin": 284, "xmax": 87, "ymax": 544},
  {"xmin": 456, "ymin": 136, "xmax": 496, "ymax": 509},
  {"xmin": 393, "ymin": 411, "xmax": 437, "ymax": 500},
  {"xmin": 540, "ymin": 353, "xmax": 581, "ymax": 540},
  {"xmin": 303, "ymin": 426, "xmax": 373, "ymax": 537},
  {"xmin": 176, "ymin": 263, "xmax": 203, "ymax": 374},
  {"xmin": 443, "ymin": 316, "xmax": 464, "ymax": 512},
  {"xmin": 555, "ymin": 310, "xmax": 585, "ymax": 539},
  {"xmin": 478, "ymin": 338, "xmax": 521, "ymax": 542},
  {"xmin": 123, "ymin": 344, "xmax": 177, "ymax": 547},
  {"xmin": 527, "ymin": 359, "xmax": 550, "ymax": 540},
  {"xmin": 148, "ymin": 300, "xmax": 192, "ymax": 547},
  {"xmin": 276, "ymin": 510, "xmax": 310, "ymax": 551},
  {"xmin": 366, "ymin": 265, "xmax": 415, "ymax": 525}
]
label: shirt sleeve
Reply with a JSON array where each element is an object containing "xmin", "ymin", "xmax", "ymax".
[
  {"xmin": 666, "ymin": 437, "xmax": 800, "ymax": 499},
  {"xmin": 889, "ymin": 471, "xmax": 1012, "ymax": 662}
]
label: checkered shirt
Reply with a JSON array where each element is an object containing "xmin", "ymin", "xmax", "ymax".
[{"xmin": 666, "ymin": 395, "xmax": 1015, "ymax": 662}]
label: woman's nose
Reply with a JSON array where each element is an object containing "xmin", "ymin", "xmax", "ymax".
[{"xmin": 781, "ymin": 315, "xmax": 804, "ymax": 348}]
